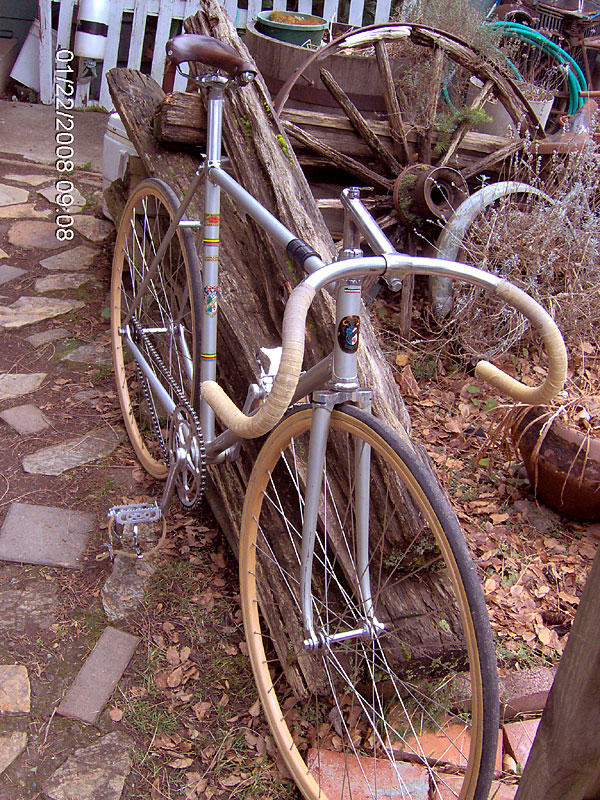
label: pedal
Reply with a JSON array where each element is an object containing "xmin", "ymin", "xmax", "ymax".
[
  {"xmin": 106, "ymin": 503, "xmax": 166, "ymax": 560},
  {"xmin": 107, "ymin": 503, "xmax": 162, "ymax": 526}
]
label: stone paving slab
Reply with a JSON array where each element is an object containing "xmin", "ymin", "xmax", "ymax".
[
  {"xmin": 434, "ymin": 776, "xmax": 516, "ymax": 799},
  {"xmin": 0, "ymin": 665, "xmax": 30, "ymax": 713},
  {"xmin": 0, "ymin": 184, "xmax": 28, "ymax": 206},
  {"xmin": 38, "ymin": 185, "xmax": 86, "ymax": 211},
  {"xmin": 0, "ymin": 502, "xmax": 95, "ymax": 568},
  {"xmin": 0, "ymin": 404, "xmax": 50, "ymax": 435},
  {"xmin": 71, "ymin": 215, "xmax": 113, "ymax": 243},
  {"xmin": 0, "ymin": 583, "xmax": 58, "ymax": 633},
  {"xmin": 40, "ymin": 245, "xmax": 97, "ymax": 272},
  {"xmin": 42, "ymin": 731, "xmax": 134, "ymax": 800},
  {"xmin": 500, "ymin": 667, "xmax": 556, "ymax": 719},
  {"xmin": 34, "ymin": 273, "xmax": 91, "ymax": 293},
  {"xmin": 4, "ymin": 173, "xmax": 49, "ymax": 186},
  {"xmin": 63, "ymin": 343, "xmax": 111, "ymax": 366},
  {"xmin": 57, "ymin": 627, "xmax": 140, "ymax": 724},
  {"xmin": 21, "ymin": 426, "xmax": 121, "ymax": 476},
  {"xmin": 7, "ymin": 220, "xmax": 64, "ymax": 250},
  {"xmin": 0, "ymin": 265, "xmax": 26, "ymax": 286},
  {"xmin": 0, "ymin": 732, "xmax": 27, "ymax": 775},
  {"xmin": 0, "ymin": 202, "xmax": 51, "ymax": 220},
  {"xmin": 102, "ymin": 554, "xmax": 158, "ymax": 621},
  {"xmin": 26, "ymin": 328, "xmax": 69, "ymax": 347},
  {"xmin": 0, "ymin": 296, "xmax": 85, "ymax": 328},
  {"xmin": 0, "ymin": 372, "xmax": 46, "ymax": 401}
]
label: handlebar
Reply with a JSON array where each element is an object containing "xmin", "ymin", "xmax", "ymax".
[{"xmin": 200, "ymin": 255, "xmax": 567, "ymax": 438}]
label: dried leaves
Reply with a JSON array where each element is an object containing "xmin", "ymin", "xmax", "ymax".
[{"xmin": 402, "ymin": 368, "xmax": 595, "ymax": 664}]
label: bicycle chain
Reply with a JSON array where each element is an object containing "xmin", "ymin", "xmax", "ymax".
[{"xmin": 131, "ymin": 318, "xmax": 207, "ymax": 508}]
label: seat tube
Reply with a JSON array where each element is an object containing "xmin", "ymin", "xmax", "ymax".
[
  {"xmin": 200, "ymin": 78, "xmax": 226, "ymax": 443},
  {"xmin": 300, "ymin": 403, "xmax": 332, "ymax": 648}
]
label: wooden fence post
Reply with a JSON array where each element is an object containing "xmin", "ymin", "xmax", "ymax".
[
  {"xmin": 515, "ymin": 544, "xmax": 600, "ymax": 800},
  {"xmin": 39, "ymin": 0, "xmax": 54, "ymax": 104}
]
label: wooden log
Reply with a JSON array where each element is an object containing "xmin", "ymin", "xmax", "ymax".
[
  {"xmin": 153, "ymin": 91, "xmax": 207, "ymax": 146},
  {"xmin": 514, "ymin": 545, "xmax": 600, "ymax": 800}
]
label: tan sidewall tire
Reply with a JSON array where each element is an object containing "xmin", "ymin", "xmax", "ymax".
[{"xmin": 239, "ymin": 407, "xmax": 492, "ymax": 800}]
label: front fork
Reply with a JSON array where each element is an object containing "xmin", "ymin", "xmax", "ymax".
[
  {"xmin": 301, "ymin": 390, "xmax": 385, "ymax": 650},
  {"xmin": 301, "ymin": 189, "xmax": 385, "ymax": 648}
]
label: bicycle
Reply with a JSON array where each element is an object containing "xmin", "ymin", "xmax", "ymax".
[{"xmin": 107, "ymin": 32, "xmax": 568, "ymax": 800}]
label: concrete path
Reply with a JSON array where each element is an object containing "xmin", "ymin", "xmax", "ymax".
[{"xmin": 0, "ymin": 100, "xmax": 107, "ymax": 170}]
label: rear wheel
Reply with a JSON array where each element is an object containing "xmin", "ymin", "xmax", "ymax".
[
  {"xmin": 111, "ymin": 178, "xmax": 202, "ymax": 478},
  {"xmin": 240, "ymin": 405, "xmax": 499, "ymax": 800}
]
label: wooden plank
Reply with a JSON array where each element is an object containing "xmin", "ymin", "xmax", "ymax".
[
  {"xmin": 282, "ymin": 107, "xmax": 511, "ymax": 162},
  {"xmin": 57, "ymin": 627, "xmax": 139, "ymax": 724},
  {"xmin": 323, "ymin": 0, "xmax": 339, "ymax": 22},
  {"xmin": 348, "ymin": 0, "xmax": 366, "ymax": 26},
  {"xmin": 38, "ymin": 0, "xmax": 54, "ymax": 105},
  {"xmin": 374, "ymin": 0, "xmax": 392, "ymax": 24},
  {"xmin": 99, "ymin": 0, "xmax": 126, "ymax": 110},
  {"xmin": 151, "ymin": 0, "xmax": 177, "ymax": 85},
  {"xmin": 127, "ymin": 0, "xmax": 149, "ymax": 70},
  {"xmin": 514, "ymin": 546, "xmax": 600, "ymax": 799},
  {"xmin": 247, "ymin": 0, "xmax": 263, "ymax": 24},
  {"xmin": 56, "ymin": 0, "xmax": 76, "ymax": 53}
]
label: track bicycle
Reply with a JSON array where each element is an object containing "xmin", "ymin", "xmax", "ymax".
[{"xmin": 107, "ymin": 33, "xmax": 568, "ymax": 800}]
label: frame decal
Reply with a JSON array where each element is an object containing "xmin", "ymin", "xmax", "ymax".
[
  {"xmin": 203, "ymin": 285, "xmax": 218, "ymax": 316},
  {"xmin": 337, "ymin": 315, "xmax": 360, "ymax": 353}
]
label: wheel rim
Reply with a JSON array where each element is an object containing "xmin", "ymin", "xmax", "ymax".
[
  {"xmin": 111, "ymin": 181, "xmax": 200, "ymax": 478},
  {"xmin": 241, "ymin": 409, "xmax": 490, "ymax": 800}
]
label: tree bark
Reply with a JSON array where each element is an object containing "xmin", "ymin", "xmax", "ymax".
[
  {"xmin": 106, "ymin": 0, "xmax": 472, "ymax": 691},
  {"xmin": 515, "ymin": 546, "xmax": 600, "ymax": 800}
]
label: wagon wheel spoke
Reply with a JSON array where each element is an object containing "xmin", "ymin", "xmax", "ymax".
[
  {"xmin": 418, "ymin": 45, "xmax": 444, "ymax": 165},
  {"xmin": 282, "ymin": 120, "xmax": 394, "ymax": 191},
  {"xmin": 319, "ymin": 68, "xmax": 402, "ymax": 176},
  {"xmin": 463, "ymin": 139, "xmax": 523, "ymax": 180},
  {"xmin": 374, "ymin": 39, "xmax": 411, "ymax": 164},
  {"xmin": 269, "ymin": 22, "xmax": 544, "ymax": 239},
  {"xmin": 437, "ymin": 79, "xmax": 495, "ymax": 167}
]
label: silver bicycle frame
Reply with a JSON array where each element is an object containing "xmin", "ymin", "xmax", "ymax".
[{"xmin": 119, "ymin": 72, "xmax": 503, "ymax": 650}]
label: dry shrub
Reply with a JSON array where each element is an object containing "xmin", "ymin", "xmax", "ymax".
[
  {"xmin": 387, "ymin": 0, "xmax": 507, "ymax": 131},
  {"xmin": 442, "ymin": 139, "xmax": 600, "ymax": 360}
]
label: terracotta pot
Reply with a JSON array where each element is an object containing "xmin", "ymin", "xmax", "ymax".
[{"xmin": 511, "ymin": 406, "xmax": 600, "ymax": 520}]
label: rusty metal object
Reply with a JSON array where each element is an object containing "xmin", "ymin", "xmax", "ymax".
[
  {"xmin": 393, "ymin": 164, "xmax": 468, "ymax": 228},
  {"xmin": 512, "ymin": 406, "xmax": 600, "ymax": 520},
  {"xmin": 494, "ymin": 4, "xmax": 535, "ymax": 24}
]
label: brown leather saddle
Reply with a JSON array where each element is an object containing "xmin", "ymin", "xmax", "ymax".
[{"xmin": 166, "ymin": 34, "xmax": 255, "ymax": 79}]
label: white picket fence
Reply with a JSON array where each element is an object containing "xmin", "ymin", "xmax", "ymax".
[{"xmin": 37, "ymin": 0, "xmax": 392, "ymax": 110}]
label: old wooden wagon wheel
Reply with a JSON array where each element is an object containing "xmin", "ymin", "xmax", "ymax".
[{"xmin": 274, "ymin": 23, "xmax": 544, "ymax": 237}]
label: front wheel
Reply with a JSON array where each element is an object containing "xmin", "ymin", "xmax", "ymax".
[{"xmin": 240, "ymin": 405, "xmax": 498, "ymax": 800}]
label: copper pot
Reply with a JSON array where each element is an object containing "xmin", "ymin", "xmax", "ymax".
[{"xmin": 511, "ymin": 406, "xmax": 600, "ymax": 520}]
